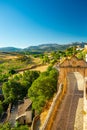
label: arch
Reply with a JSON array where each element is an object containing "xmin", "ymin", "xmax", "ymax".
[{"xmin": 57, "ymin": 56, "xmax": 87, "ymax": 84}]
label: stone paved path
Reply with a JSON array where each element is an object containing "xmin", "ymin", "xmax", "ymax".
[{"xmin": 51, "ymin": 72, "xmax": 84, "ymax": 130}]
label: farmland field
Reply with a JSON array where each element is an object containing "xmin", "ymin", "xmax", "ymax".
[{"xmin": 0, "ymin": 52, "xmax": 48, "ymax": 75}]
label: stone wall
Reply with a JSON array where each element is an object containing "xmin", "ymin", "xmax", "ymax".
[
  {"xmin": 40, "ymin": 79, "xmax": 67, "ymax": 130},
  {"xmin": 31, "ymin": 115, "xmax": 40, "ymax": 130},
  {"xmin": 59, "ymin": 67, "xmax": 87, "ymax": 84}
]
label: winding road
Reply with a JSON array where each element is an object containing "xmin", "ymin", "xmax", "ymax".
[{"xmin": 51, "ymin": 72, "xmax": 84, "ymax": 130}]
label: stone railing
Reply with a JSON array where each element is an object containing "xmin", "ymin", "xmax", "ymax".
[{"xmin": 40, "ymin": 78, "xmax": 67, "ymax": 130}]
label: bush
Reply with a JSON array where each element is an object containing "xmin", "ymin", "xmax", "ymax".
[{"xmin": 9, "ymin": 69, "xmax": 16, "ymax": 75}]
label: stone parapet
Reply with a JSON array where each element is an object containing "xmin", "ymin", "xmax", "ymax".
[{"xmin": 40, "ymin": 78, "xmax": 67, "ymax": 130}]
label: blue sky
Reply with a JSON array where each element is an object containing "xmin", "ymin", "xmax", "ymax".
[{"xmin": 0, "ymin": 0, "xmax": 87, "ymax": 48}]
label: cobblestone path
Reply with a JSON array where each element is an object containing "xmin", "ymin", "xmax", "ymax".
[{"xmin": 51, "ymin": 72, "xmax": 84, "ymax": 130}]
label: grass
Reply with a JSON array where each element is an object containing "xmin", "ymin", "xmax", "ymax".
[
  {"xmin": 30, "ymin": 64, "xmax": 49, "ymax": 72},
  {"xmin": 0, "ymin": 52, "xmax": 49, "ymax": 74}
]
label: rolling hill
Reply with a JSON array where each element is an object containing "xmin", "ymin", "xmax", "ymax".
[
  {"xmin": 0, "ymin": 42, "xmax": 87, "ymax": 52},
  {"xmin": 0, "ymin": 47, "xmax": 22, "ymax": 52}
]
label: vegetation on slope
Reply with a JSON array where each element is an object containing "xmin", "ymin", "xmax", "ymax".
[
  {"xmin": 28, "ymin": 66, "xmax": 58, "ymax": 113},
  {"xmin": 0, "ymin": 122, "xmax": 29, "ymax": 130},
  {"xmin": 2, "ymin": 70, "xmax": 40, "ymax": 104}
]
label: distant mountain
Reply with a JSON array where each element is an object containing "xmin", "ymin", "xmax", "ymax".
[
  {"xmin": 0, "ymin": 47, "xmax": 22, "ymax": 52},
  {"xmin": 24, "ymin": 42, "xmax": 87, "ymax": 52},
  {"xmin": 24, "ymin": 43, "xmax": 68, "ymax": 52},
  {"xmin": 0, "ymin": 42, "xmax": 87, "ymax": 53}
]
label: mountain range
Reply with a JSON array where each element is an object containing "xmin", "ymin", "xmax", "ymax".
[{"xmin": 0, "ymin": 42, "xmax": 87, "ymax": 53}]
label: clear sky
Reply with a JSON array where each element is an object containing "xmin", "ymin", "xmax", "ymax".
[{"xmin": 0, "ymin": 0, "xmax": 87, "ymax": 48}]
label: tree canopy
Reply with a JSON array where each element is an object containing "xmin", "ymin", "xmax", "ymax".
[
  {"xmin": 28, "ymin": 67, "xmax": 58, "ymax": 113},
  {"xmin": 2, "ymin": 70, "xmax": 40, "ymax": 104},
  {"xmin": 2, "ymin": 80, "xmax": 23, "ymax": 103},
  {"xmin": 0, "ymin": 123, "xmax": 29, "ymax": 130}
]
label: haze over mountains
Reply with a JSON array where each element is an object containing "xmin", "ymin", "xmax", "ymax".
[{"xmin": 0, "ymin": 42, "xmax": 87, "ymax": 52}]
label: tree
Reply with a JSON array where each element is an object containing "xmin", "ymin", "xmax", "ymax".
[
  {"xmin": 50, "ymin": 51, "xmax": 66, "ymax": 64},
  {"xmin": 17, "ymin": 55, "xmax": 32, "ymax": 64},
  {"xmin": 0, "ymin": 122, "xmax": 11, "ymax": 130},
  {"xmin": 42, "ymin": 55, "xmax": 50, "ymax": 64},
  {"xmin": 21, "ymin": 70, "xmax": 40, "ymax": 95},
  {"xmin": 0, "ymin": 73, "xmax": 8, "ymax": 82},
  {"xmin": 2, "ymin": 80, "xmax": 24, "ymax": 103},
  {"xmin": 12, "ymin": 125, "xmax": 29, "ymax": 130},
  {"xmin": 9, "ymin": 69, "xmax": 16, "ymax": 75},
  {"xmin": 0, "ymin": 123, "xmax": 29, "ymax": 130},
  {"xmin": 2, "ymin": 70, "xmax": 40, "ymax": 104},
  {"xmin": 22, "ymin": 70, "xmax": 40, "ymax": 85},
  {"xmin": 28, "ymin": 68, "xmax": 58, "ymax": 113},
  {"xmin": 65, "ymin": 46, "xmax": 77, "ymax": 56}
]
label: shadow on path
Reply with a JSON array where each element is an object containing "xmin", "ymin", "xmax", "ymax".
[{"xmin": 51, "ymin": 72, "xmax": 84, "ymax": 130}]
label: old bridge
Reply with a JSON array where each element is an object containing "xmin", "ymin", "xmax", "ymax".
[{"xmin": 52, "ymin": 56, "xmax": 87, "ymax": 130}]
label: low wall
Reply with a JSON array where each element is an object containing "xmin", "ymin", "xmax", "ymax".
[
  {"xmin": 31, "ymin": 115, "xmax": 40, "ymax": 130},
  {"xmin": 41, "ymin": 78, "xmax": 67, "ymax": 130},
  {"xmin": 16, "ymin": 64, "xmax": 42, "ymax": 73}
]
